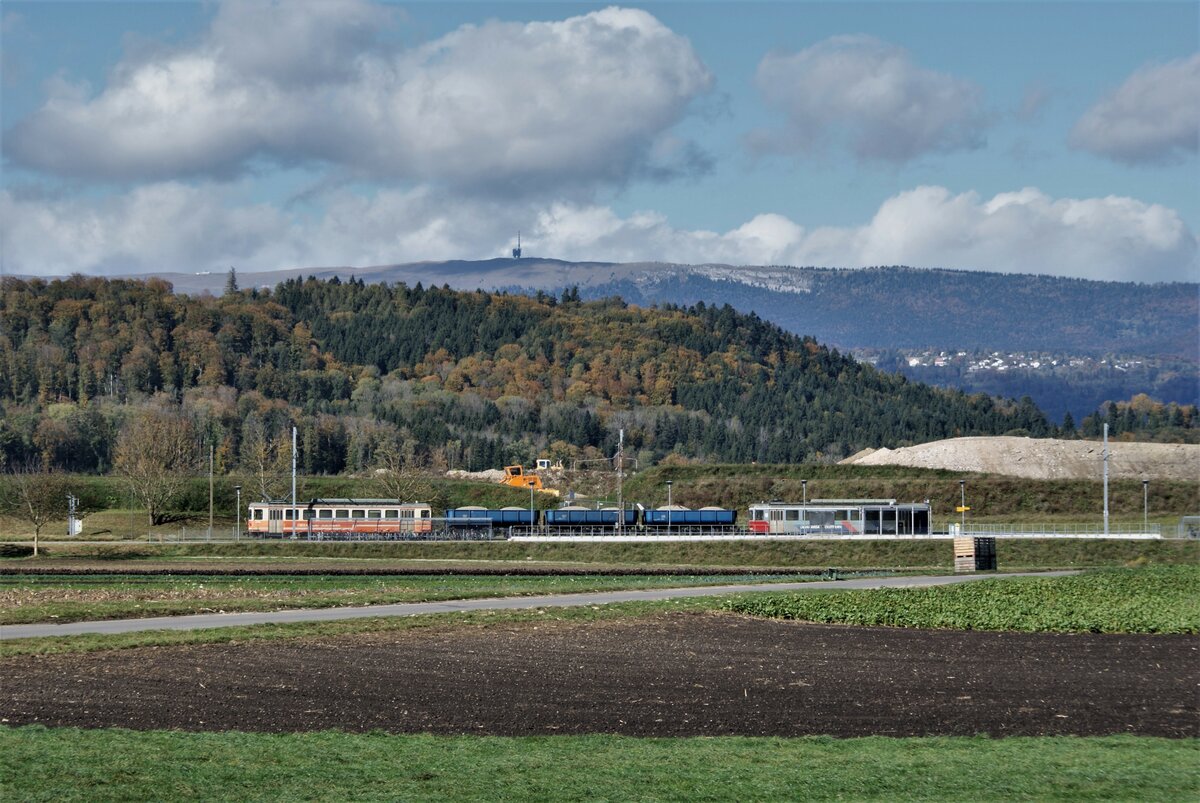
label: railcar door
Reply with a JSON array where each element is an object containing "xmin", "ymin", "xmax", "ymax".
[{"xmin": 268, "ymin": 507, "xmax": 283, "ymax": 535}]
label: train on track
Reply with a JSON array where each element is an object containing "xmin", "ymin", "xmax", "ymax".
[
  {"xmin": 247, "ymin": 499, "xmax": 433, "ymax": 539},
  {"xmin": 248, "ymin": 498, "xmax": 931, "ymax": 540}
]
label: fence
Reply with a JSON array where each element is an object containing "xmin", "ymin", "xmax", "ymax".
[
  {"xmin": 957, "ymin": 522, "xmax": 1162, "ymax": 539},
  {"xmin": 158, "ymin": 526, "xmax": 244, "ymax": 542},
  {"xmin": 156, "ymin": 526, "xmax": 507, "ymax": 542}
]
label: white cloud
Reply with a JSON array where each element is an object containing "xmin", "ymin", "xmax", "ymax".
[
  {"xmin": 3, "ymin": 3, "xmax": 712, "ymax": 191},
  {"xmin": 750, "ymin": 35, "xmax": 987, "ymax": 163},
  {"xmin": 1070, "ymin": 54, "xmax": 1200, "ymax": 165},
  {"xmin": 836, "ymin": 186, "xmax": 1196, "ymax": 283},
  {"xmin": 529, "ymin": 188, "xmax": 1196, "ymax": 283},
  {"xmin": 3, "ymin": 184, "xmax": 1194, "ymax": 284}
]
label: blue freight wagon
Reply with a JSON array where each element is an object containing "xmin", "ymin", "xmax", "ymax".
[
  {"xmin": 544, "ymin": 508, "xmax": 638, "ymax": 528},
  {"xmin": 643, "ymin": 507, "xmax": 737, "ymax": 528},
  {"xmin": 445, "ymin": 507, "xmax": 539, "ymax": 528}
]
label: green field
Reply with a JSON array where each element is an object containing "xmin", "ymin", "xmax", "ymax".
[
  {"xmin": 724, "ymin": 565, "xmax": 1200, "ymax": 634},
  {"xmin": 3, "ymin": 568, "xmax": 1196, "ymax": 800},
  {"xmin": 4, "ymin": 565, "xmax": 1194, "ymax": 659},
  {"xmin": 1, "ymin": 728, "xmax": 1195, "ymax": 802}
]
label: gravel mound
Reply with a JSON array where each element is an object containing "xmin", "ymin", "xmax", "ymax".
[{"xmin": 841, "ymin": 436, "xmax": 1200, "ymax": 480}]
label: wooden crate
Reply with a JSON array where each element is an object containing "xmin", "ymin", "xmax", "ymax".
[{"xmin": 953, "ymin": 537, "xmax": 997, "ymax": 572}]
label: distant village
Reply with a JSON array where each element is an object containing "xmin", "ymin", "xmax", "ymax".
[{"xmin": 896, "ymin": 351, "xmax": 1149, "ymax": 374}]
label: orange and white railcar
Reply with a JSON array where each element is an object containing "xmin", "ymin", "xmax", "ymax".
[{"xmin": 246, "ymin": 498, "xmax": 432, "ymax": 537}]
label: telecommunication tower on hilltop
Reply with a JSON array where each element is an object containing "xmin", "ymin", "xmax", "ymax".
[{"xmin": 512, "ymin": 231, "xmax": 522, "ymax": 259}]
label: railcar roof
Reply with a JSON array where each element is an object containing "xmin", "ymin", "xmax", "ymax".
[{"xmin": 249, "ymin": 498, "xmax": 428, "ymax": 505}]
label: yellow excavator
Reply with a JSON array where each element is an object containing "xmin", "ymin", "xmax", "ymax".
[
  {"xmin": 501, "ymin": 465, "xmax": 544, "ymax": 491},
  {"xmin": 500, "ymin": 461, "xmax": 562, "ymax": 496}
]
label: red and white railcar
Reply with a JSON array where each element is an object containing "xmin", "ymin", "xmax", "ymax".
[{"xmin": 246, "ymin": 498, "xmax": 432, "ymax": 537}]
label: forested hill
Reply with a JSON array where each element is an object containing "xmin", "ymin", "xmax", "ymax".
[{"xmin": 0, "ymin": 275, "xmax": 1052, "ymax": 475}]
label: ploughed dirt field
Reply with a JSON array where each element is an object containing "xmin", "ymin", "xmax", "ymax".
[{"xmin": 2, "ymin": 613, "xmax": 1196, "ymax": 738}]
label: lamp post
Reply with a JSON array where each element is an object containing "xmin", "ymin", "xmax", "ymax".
[
  {"xmin": 530, "ymin": 482, "xmax": 535, "ymax": 537},
  {"xmin": 959, "ymin": 479, "xmax": 966, "ymax": 534},
  {"xmin": 235, "ymin": 485, "xmax": 242, "ymax": 541},
  {"xmin": 801, "ymin": 479, "xmax": 808, "ymax": 533},
  {"xmin": 666, "ymin": 480, "xmax": 673, "ymax": 536},
  {"xmin": 1142, "ymin": 477, "xmax": 1149, "ymax": 533}
]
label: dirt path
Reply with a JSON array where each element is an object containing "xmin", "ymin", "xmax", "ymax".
[
  {"xmin": 3, "ymin": 613, "xmax": 1195, "ymax": 737},
  {"xmin": 0, "ymin": 572, "xmax": 1069, "ymax": 638}
]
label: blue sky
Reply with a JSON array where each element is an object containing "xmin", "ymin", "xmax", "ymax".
[{"xmin": 2, "ymin": 1, "xmax": 1197, "ymax": 282}]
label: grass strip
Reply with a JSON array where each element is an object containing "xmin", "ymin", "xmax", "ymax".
[
  {"xmin": 0, "ymin": 572, "xmax": 832, "ymax": 626},
  {"xmin": 1, "ymin": 727, "xmax": 1195, "ymax": 802},
  {"xmin": 0, "ymin": 599, "xmax": 716, "ymax": 658},
  {"xmin": 724, "ymin": 565, "xmax": 1200, "ymax": 633},
  {"xmin": 10, "ymin": 537, "xmax": 1196, "ymax": 569}
]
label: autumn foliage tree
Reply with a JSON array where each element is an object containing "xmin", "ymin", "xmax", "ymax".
[{"xmin": 114, "ymin": 405, "xmax": 200, "ymax": 525}]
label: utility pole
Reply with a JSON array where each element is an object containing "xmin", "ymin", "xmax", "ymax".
[
  {"xmin": 616, "ymin": 428, "xmax": 624, "ymax": 532},
  {"xmin": 1103, "ymin": 423, "xmax": 1109, "ymax": 537},
  {"xmin": 208, "ymin": 442, "xmax": 214, "ymax": 540},
  {"xmin": 291, "ymin": 425, "xmax": 298, "ymax": 538},
  {"xmin": 666, "ymin": 480, "xmax": 673, "ymax": 536}
]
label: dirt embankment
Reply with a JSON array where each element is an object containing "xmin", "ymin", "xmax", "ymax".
[{"xmin": 842, "ymin": 436, "xmax": 1200, "ymax": 481}]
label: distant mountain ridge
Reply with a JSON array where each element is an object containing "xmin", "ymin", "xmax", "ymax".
[
  {"xmin": 580, "ymin": 266, "xmax": 1199, "ymax": 360},
  {"xmin": 148, "ymin": 260, "xmax": 1197, "ymax": 362}
]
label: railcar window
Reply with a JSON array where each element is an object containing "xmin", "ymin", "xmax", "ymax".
[
  {"xmin": 420, "ymin": 510, "xmax": 430, "ymax": 518},
  {"xmin": 335, "ymin": 509, "xmax": 349, "ymax": 518},
  {"xmin": 751, "ymin": 510, "xmax": 764, "ymax": 521},
  {"xmin": 303, "ymin": 510, "xmax": 314, "ymax": 520},
  {"xmin": 785, "ymin": 509, "xmax": 799, "ymax": 521},
  {"xmin": 352, "ymin": 509, "xmax": 365, "ymax": 518},
  {"xmin": 318, "ymin": 509, "xmax": 333, "ymax": 519},
  {"xmin": 367, "ymin": 510, "xmax": 381, "ymax": 519},
  {"xmin": 384, "ymin": 510, "xmax": 399, "ymax": 519},
  {"xmin": 253, "ymin": 509, "xmax": 263, "ymax": 521}
]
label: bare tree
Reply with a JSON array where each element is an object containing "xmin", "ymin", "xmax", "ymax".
[
  {"xmin": 373, "ymin": 437, "xmax": 435, "ymax": 504},
  {"xmin": 1, "ymin": 465, "xmax": 71, "ymax": 556},
  {"xmin": 240, "ymin": 415, "xmax": 292, "ymax": 501},
  {"xmin": 114, "ymin": 406, "xmax": 200, "ymax": 525}
]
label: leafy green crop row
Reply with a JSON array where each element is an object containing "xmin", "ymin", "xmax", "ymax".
[{"xmin": 723, "ymin": 566, "xmax": 1200, "ymax": 634}]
